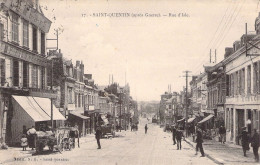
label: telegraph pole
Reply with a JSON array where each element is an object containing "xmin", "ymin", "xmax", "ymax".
[{"xmin": 181, "ymin": 71, "xmax": 192, "ymax": 136}]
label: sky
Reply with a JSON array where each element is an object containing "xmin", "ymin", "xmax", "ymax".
[{"xmin": 40, "ymin": 0, "xmax": 260, "ymax": 101}]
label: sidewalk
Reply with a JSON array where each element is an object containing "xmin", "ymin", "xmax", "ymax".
[
  {"xmin": 0, "ymin": 134, "xmax": 96, "ymax": 164},
  {"xmin": 184, "ymin": 136, "xmax": 258, "ymax": 164}
]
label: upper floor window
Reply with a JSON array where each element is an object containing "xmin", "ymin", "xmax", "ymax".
[
  {"xmin": 0, "ymin": 23, "xmax": 4, "ymax": 41},
  {"xmin": 13, "ymin": 59, "xmax": 19, "ymax": 87},
  {"xmin": 0, "ymin": 58, "xmax": 5, "ymax": 86},
  {"xmin": 22, "ymin": 20, "xmax": 29, "ymax": 48},
  {"xmin": 32, "ymin": 26, "xmax": 38, "ymax": 52},
  {"xmin": 23, "ymin": 61, "xmax": 29, "ymax": 88},
  {"xmin": 41, "ymin": 32, "xmax": 45, "ymax": 55},
  {"xmin": 32, "ymin": 65, "xmax": 38, "ymax": 88},
  {"xmin": 12, "ymin": 13, "xmax": 19, "ymax": 43}
]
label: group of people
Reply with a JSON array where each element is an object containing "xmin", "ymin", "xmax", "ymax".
[{"xmin": 172, "ymin": 125, "xmax": 205, "ymax": 157}]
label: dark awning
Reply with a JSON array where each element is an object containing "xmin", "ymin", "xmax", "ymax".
[{"xmin": 198, "ymin": 114, "xmax": 214, "ymax": 124}]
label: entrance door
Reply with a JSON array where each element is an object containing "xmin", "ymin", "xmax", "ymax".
[{"xmin": 236, "ymin": 109, "xmax": 244, "ymax": 144}]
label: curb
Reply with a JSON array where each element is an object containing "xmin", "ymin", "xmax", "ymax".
[{"xmin": 184, "ymin": 139, "xmax": 224, "ymax": 165}]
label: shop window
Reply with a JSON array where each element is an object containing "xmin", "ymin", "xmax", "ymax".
[
  {"xmin": 23, "ymin": 61, "xmax": 29, "ymax": 88},
  {"xmin": 12, "ymin": 13, "xmax": 19, "ymax": 43},
  {"xmin": 13, "ymin": 59, "xmax": 19, "ymax": 86},
  {"xmin": 23, "ymin": 20, "xmax": 29, "ymax": 48}
]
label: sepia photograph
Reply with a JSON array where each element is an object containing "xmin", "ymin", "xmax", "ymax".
[{"xmin": 0, "ymin": 0, "xmax": 260, "ymax": 164}]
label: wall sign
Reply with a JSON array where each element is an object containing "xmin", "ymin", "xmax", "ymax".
[{"xmin": 0, "ymin": 41, "xmax": 49, "ymax": 67}]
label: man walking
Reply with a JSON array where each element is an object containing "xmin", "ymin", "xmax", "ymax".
[
  {"xmin": 195, "ymin": 127, "xmax": 205, "ymax": 157},
  {"xmin": 240, "ymin": 127, "xmax": 250, "ymax": 157},
  {"xmin": 172, "ymin": 126, "xmax": 177, "ymax": 145},
  {"xmin": 219, "ymin": 125, "xmax": 226, "ymax": 144},
  {"xmin": 95, "ymin": 126, "xmax": 102, "ymax": 149},
  {"xmin": 251, "ymin": 129, "xmax": 259, "ymax": 162},
  {"xmin": 176, "ymin": 128, "xmax": 183, "ymax": 150},
  {"xmin": 145, "ymin": 124, "xmax": 148, "ymax": 134}
]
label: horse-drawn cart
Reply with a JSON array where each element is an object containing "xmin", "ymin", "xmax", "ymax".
[{"xmin": 35, "ymin": 127, "xmax": 79, "ymax": 154}]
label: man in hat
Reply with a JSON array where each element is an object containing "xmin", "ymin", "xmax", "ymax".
[
  {"xmin": 172, "ymin": 125, "xmax": 177, "ymax": 145},
  {"xmin": 95, "ymin": 126, "xmax": 102, "ymax": 149},
  {"xmin": 239, "ymin": 127, "xmax": 250, "ymax": 157},
  {"xmin": 195, "ymin": 127, "xmax": 205, "ymax": 157},
  {"xmin": 251, "ymin": 129, "xmax": 259, "ymax": 162}
]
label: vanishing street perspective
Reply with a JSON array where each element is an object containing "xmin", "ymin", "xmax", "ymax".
[{"xmin": 0, "ymin": 0, "xmax": 260, "ymax": 165}]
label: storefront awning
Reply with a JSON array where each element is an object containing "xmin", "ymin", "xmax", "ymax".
[
  {"xmin": 198, "ymin": 114, "xmax": 214, "ymax": 124},
  {"xmin": 69, "ymin": 111, "xmax": 89, "ymax": 120},
  {"xmin": 12, "ymin": 95, "xmax": 65, "ymax": 121},
  {"xmin": 187, "ymin": 117, "xmax": 196, "ymax": 123},
  {"xmin": 177, "ymin": 118, "xmax": 185, "ymax": 123}
]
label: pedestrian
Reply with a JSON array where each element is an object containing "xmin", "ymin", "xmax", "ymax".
[
  {"xmin": 251, "ymin": 129, "xmax": 259, "ymax": 162},
  {"xmin": 219, "ymin": 125, "xmax": 226, "ymax": 144},
  {"xmin": 239, "ymin": 127, "xmax": 250, "ymax": 157},
  {"xmin": 195, "ymin": 127, "xmax": 205, "ymax": 157},
  {"xmin": 176, "ymin": 128, "xmax": 184, "ymax": 150},
  {"xmin": 95, "ymin": 126, "xmax": 102, "ymax": 149},
  {"xmin": 21, "ymin": 134, "xmax": 28, "ymax": 151},
  {"xmin": 145, "ymin": 124, "xmax": 148, "ymax": 134},
  {"xmin": 27, "ymin": 126, "xmax": 36, "ymax": 150},
  {"xmin": 172, "ymin": 126, "xmax": 177, "ymax": 145}
]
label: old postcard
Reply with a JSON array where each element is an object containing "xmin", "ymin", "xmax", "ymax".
[{"xmin": 0, "ymin": 0, "xmax": 260, "ymax": 164}]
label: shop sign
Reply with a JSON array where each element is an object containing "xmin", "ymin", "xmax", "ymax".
[
  {"xmin": 0, "ymin": 42, "xmax": 49, "ymax": 67},
  {"xmin": 4, "ymin": 0, "xmax": 51, "ymax": 33}
]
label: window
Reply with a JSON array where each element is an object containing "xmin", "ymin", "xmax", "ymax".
[
  {"xmin": 12, "ymin": 13, "xmax": 19, "ymax": 43},
  {"xmin": 0, "ymin": 23, "xmax": 4, "ymax": 40},
  {"xmin": 32, "ymin": 26, "xmax": 37, "ymax": 52},
  {"xmin": 247, "ymin": 65, "xmax": 251, "ymax": 94},
  {"xmin": 23, "ymin": 61, "xmax": 29, "ymax": 88},
  {"xmin": 226, "ymin": 75, "xmax": 230, "ymax": 96},
  {"xmin": 41, "ymin": 32, "xmax": 45, "ymax": 55},
  {"xmin": 241, "ymin": 68, "xmax": 245, "ymax": 95},
  {"xmin": 0, "ymin": 59, "xmax": 5, "ymax": 86},
  {"xmin": 41, "ymin": 67, "xmax": 45, "ymax": 89},
  {"xmin": 253, "ymin": 62, "xmax": 258, "ymax": 93},
  {"xmin": 68, "ymin": 87, "xmax": 73, "ymax": 104},
  {"xmin": 31, "ymin": 65, "xmax": 38, "ymax": 88},
  {"xmin": 78, "ymin": 94, "xmax": 81, "ymax": 107},
  {"xmin": 13, "ymin": 59, "xmax": 19, "ymax": 86},
  {"xmin": 75, "ymin": 94, "xmax": 77, "ymax": 107},
  {"xmin": 22, "ymin": 20, "xmax": 29, "ymax": 47}
]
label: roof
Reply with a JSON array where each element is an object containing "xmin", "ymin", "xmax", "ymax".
[{"xmin": 12, "ymin": 95, "xmax": 65, "ymax": 121}]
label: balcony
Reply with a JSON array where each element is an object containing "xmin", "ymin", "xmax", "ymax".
[{"xmin": 226, "ymin": 94, "xmax": 260, "ymax": 105}]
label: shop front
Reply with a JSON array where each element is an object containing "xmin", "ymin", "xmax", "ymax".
[{"xmin": 11, "ymin": 95, "xmax": 66, "ymax": 145}]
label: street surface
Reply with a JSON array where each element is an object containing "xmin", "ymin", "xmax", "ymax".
[{"xmin": 4, "ymin": 118, "xmax": 216, "ymax": 165}]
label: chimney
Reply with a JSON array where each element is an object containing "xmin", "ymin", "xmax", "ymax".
[{"xmin": 224, "ymin": 47, "xmax": 234, "ymax": 59}]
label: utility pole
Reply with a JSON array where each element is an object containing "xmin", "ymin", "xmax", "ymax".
[{"xmin": 181, "ymin": 71, "xmax": 192, "ymax": 137}]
